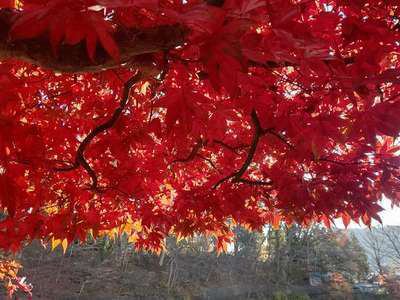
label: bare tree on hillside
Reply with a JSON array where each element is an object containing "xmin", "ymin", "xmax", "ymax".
[
  {"xmin": 381, "ymin": 226, "xmax": 400, "ymax": 264},
  {"xmin": 360, "ymin": 228, "xmax": 387, "ymax": 275}
]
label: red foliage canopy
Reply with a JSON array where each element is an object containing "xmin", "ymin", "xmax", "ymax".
[{"xmin": 0, "ymin": 0, "xmax": 399, "ymax": 252}]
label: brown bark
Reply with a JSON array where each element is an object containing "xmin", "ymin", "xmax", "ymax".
[
  {"xmin": 54, "ymin": 71, "xmax": 146, "ymax": 190},
  {"xmin": 0, "ymin": 9, "xmax": 186, "ymax": 73}
]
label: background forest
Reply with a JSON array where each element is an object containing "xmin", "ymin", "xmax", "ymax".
[{"xmin": 3, "ymin": 224, "xmax": 400, "ymax": 299}]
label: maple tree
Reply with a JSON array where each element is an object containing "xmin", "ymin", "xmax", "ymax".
[{"xmin": 0, "ymin": 0, "xmax": 399, "ymax": 261}]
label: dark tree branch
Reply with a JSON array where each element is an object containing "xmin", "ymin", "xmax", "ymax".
[
  {"xmin": 233, "ymin": 110, "xmax": 263, "ymax": 180},
  {"xmin": 212, "ymin": 110, "xmax": 273, "ymax": 189},
  {"xmin": 196, "ymin": 154, "xmax": 220, "ymax": 172},
  {"xmin": 265, "ymin": 130, "xmax": 295, "ymax": 149},
  {"xmin": 54, "ymin": 71, "xmax": 144, "ymax": 189},
  {"xmin": 213, "ymin": 140, "xmax": 248, "ymax": 154},
  {"xmin": 172, "ymin": 138, "xmax": 204, "ymax": 164},
  {"xmin": 236, "ymin": 178, "xmax": 273, "ymax": 186},
  {"xmin": 206, "ymin": 0, "xmax": 225, "ymax": 7},
  {"xmin": 0, "ymin": 9, "xmax": 186, "ymax": 73}
]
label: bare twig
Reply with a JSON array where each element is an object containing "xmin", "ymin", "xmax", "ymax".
[
  {"xmin": 213, "ymin": 140, "xmax": 248, "ymax": 154},
  {"xmin": 172, "ymin": 138, "xmax": 204, "ymax": 164},
  {"xmin": 265, "ymin": 130, "xmax": 295, "ymax": 149},
  {"xmin": 196, "ymin": 154, "xmax": 220, "ymax": 171}
]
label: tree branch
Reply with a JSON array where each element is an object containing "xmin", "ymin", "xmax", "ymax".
[
  {"xmin": 265, "ymin": 130, "xmax": 295, "ymax": 149},
  {"xmin": 196, "ymin": 154, "xmax": 219, "ymax": 171},
  {"xmin": 172, "ymin": 138, "xmax": 204, "ymax": 164},
  {"xmin": 212, "ymin": 110, "xmax": 273, "ymax": 189},
  {"xmin": 0, "ymin": 9, "xmax": 186, "ymax": 73},
  {"xmin": 54, "ymin": 71, "xmax": 144, "ymax": 189},
  {"xmin": 213, "ymin": 140, "xmax": 248, "ymax": 154},
  {"xmin": 233, "ymin": 110, "xmax": 263, "ymax": 180},
  {"xmin": 236, "ymin": 178, "xmax": 272, "ymax": 186}
]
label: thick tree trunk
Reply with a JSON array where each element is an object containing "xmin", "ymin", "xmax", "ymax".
[{"xmin": 0, "ymin": 9, "xmax": 186, "ymax": 73}]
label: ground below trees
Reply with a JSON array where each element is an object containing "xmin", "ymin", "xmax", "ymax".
[{"xmin": 3, "ymin": 240, "xmax": 330, "ymax": 300}]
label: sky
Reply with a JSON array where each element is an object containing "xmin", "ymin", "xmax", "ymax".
[{"xmin": 335, "ymin": 196, "xmax": 400, "ymax": 229}]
